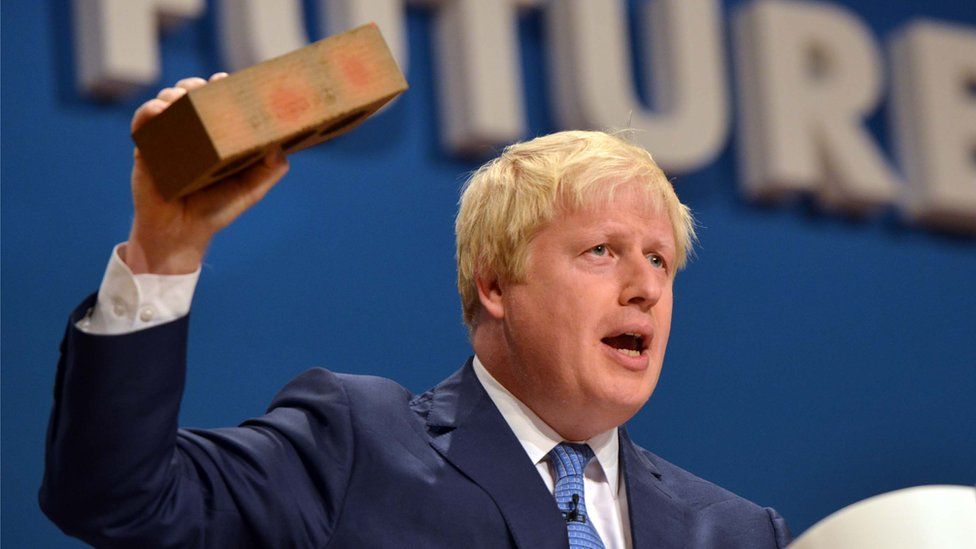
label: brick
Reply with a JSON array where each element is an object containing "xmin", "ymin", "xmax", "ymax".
[{"xmin": 133, "ymin": 23, "xmax": 408, "ymax": 200}]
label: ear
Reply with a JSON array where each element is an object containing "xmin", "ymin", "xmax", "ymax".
[{"xmin": 474, "ymin": 270, "xmax": 505, "ymax": 320}]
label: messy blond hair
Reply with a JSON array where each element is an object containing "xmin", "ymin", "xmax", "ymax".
[{"xmin": 455, "ymin": 130, "xmax": 695, "ymax": 329}]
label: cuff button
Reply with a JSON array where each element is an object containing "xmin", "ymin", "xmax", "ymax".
[{"xmin": 139, "ymin": 307, "xmax": 155, "ymax": 322}]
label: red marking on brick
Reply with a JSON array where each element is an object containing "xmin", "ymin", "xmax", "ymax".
[
  {"xmin": 268, "ymin": 85, "xmax": 311, "ymax": 122},
  {"xmin": 337, "ymin": 54, "xmax": 372, "ymax": 91}
]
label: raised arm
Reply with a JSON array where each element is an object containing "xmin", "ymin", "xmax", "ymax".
[{"xmin": 39, "ymin": 76, "xmax": 351, "ymax": 547}]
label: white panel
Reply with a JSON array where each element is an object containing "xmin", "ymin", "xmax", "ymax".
[
  {"xmin": 73, "ymin": 0, "xmax": 203, "ymax": 98},
  {"xmin": 217, "ymin": 0, "xmax": 308, "ymax": 71},
  {"xmin": 322, "ymin": 0, "xmax": 407, "ymax": 69},
  {"xmin": 733, "ymin": 0, "xmax": 898, "ymax": 211},
  {"xmin": 791, "ymin": 486, "xmax": 976, "ymax": 549},
  {"xmin": 408, "ymin": 0, "xmax": 543, "ymax": 6},
  {"xmin": 322, "ymin": 0, "xmax": 408, "ymax": 113},
  {"xmin": 427, "ymin": 0, "xmax": 526, "ymax": 155},
  {"xmin": 545, "ymin": 0, "xmax": 729, "ymax": 173},
  {"xmin": 890, "ymin": 21, "xmax": 976, "ymax": 233}
]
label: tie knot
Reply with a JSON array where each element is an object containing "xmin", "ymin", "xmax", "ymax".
[{"xmin": 547, "ymin": 443, "xmax": 595, "ymax": 481}]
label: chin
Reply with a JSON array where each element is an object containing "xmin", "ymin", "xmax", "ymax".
[
  {"xmin": 617, "ymin": 377, "xmax": 659, "ymax": 409},
  {"xmin": 591, "ymin": 386, "xmax": 655, "ymax": 423}
]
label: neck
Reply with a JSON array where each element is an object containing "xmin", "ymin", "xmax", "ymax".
[{"xmin": 472, "ymin": 325, "xmax": 618, "ymax": 441}]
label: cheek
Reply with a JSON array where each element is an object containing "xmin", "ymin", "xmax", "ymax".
[
  {"xmin": 512, "ymin": 274, "xmax": 589, "ymax": 324},
  {"xmin": 505, "ymin": 291, "xmax": 594, "ymax": 369},
  {"xmin": 503, "ymin": 290, "xmax": 562, "ymax": 356},
  {"xmin": 553, "ymin": 295, "xmax": 602, "ymax": 349},
  {"xmin": 653, "ymin": 291, "xmax": 674, "ymax": 350}
]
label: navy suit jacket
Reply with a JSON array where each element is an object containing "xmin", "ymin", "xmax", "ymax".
[{"xmin": 41, "ymin": 295, "xmax": 791, "ymax": 547}]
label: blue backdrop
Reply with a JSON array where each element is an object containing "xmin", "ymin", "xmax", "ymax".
[{"xmin": 2, "ymin": 1, "xmax": 974, "ymax": 546}]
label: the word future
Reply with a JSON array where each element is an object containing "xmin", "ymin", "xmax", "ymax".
[{"xmin": 73, "ymin": 0, "xmax": 975, "ymax": 233}]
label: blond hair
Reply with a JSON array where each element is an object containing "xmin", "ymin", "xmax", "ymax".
[{"xmin": 455, "ymin": 130, "xmax": 695, "ymax": 329}]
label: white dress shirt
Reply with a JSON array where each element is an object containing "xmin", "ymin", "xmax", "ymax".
[
  {"xmin": 79, "ymin": 244, "xmax": 632, "ymax": 547},
  {"xmin": 472, "ymin": 357, "xmax": 631, "ymax": 548},
  {"xmin": 76, "ymin": 244, "xmax": 200, "ymax": 334}
]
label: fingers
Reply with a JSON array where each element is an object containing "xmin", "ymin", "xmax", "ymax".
[
  {"xmin": 192, "ymin": 149, "xmax": 289, "ymax": 230},
  {"xmin": 175, "ymin": 76, "xmax": 207, "ymax": 91},
  {"xmin": 156, "ymin": 86, "xmax": 187, "ymax": 103},
  {"xmin": 263, "ymin": 147, "xmax": 286, "ymax": 168},
  {"xmin": 154, "ymin": 76, "xmax": 206, "ymax": 102},
  {"xmin": 234, "ymin": 149, "xmax": 290, "ymax": 206},
  {"xmin": 131, "ymin": 98, "xmax": 169, "ymax": 133},
  {"xmin": 241, "ymin": 151, "xmax": 290, "ymax": 206},
  {"xmin": 131, "ymin": 73, "xmax": 228, "ymax": 132}
]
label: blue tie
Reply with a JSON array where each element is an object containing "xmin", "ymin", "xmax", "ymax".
[{"xmin": 547, "ymin": 443, "xmax": 606, "ymax": 549}]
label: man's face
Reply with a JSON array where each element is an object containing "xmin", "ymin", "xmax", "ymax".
[{"xmin": 498, "ymin": 183, "xmax": 676, "ymax": 436}]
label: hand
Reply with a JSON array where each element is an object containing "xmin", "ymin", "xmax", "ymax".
[{"xmin": 124, "ymin": 73, "xmax": 290, "ymax": 274}]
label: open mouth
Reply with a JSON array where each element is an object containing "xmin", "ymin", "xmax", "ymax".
[{"xmin": 601, "ymin": 332, "xmax": 647, "ymax": 358}]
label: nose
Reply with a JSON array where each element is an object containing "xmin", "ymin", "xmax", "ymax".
[{"xmin": 619, "ymin": 254, "xmax": 663, "ymax": 311}]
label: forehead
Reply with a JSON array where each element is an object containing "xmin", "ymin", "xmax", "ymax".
[
  {"xmin": 555, "ymin": 172, "xmax": 664, "ymax": 214},
  {"xmin": 564, "ymin": 178, "xmax": 669, "ymax": 223},
  {"xmin": 543, "ymin": 184, "xmax": 676, "ymax": 248}
]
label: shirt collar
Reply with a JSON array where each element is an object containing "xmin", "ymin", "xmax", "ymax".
[{"xmin": 472, "ymin": 355, "xmax": 621, "ymax": 496}]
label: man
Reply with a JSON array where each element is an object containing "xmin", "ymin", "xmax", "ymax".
[{"xmin": 40, "ymin": 75, "xmax": 791, "ymax": 548}]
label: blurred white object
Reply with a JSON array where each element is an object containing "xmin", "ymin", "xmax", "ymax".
[
  {"xmin": 790, "ymin": 485, "xmax": 976, "ymax": 549},
  {"xmin": 74, "ymin": 0, "xmax": 204, "ymax": 98}
]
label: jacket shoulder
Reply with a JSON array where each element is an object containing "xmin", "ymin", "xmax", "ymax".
[
  {"xmin": 632, "ymin": 445, "xmax": 793, "ymax": 547},
  {"xmin": 639, "ymin": 447, "xmax": 754, "ymax": 509},
  {"xmin": 270, "ymin": 367, "xmax": 418, "ymax": 426}
]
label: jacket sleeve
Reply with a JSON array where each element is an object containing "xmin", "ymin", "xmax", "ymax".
[
  {"xmin": 765, "ymin": 506, "xmax": 793, "ymax": 548},
  {"xmin": 39, "ymin": 294, "xmax": 354, "ymax": 548}
]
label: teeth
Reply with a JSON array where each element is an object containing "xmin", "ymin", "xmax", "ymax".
[{"xmin": 614, "ymin": 347, "xmax": 641, "ymax": 357}]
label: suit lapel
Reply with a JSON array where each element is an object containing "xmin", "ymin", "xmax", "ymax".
[
  {"xmin": 619, "ymin": 428, "xmax": 692, "ymax": 548},
  {"xmin": 425, "ymin": 360, "xmax": 567, "ymax": 549}
]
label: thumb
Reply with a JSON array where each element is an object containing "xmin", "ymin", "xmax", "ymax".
[{"xmin": 194, "ymin": 149, "xmax": 290, "ymax": 229}]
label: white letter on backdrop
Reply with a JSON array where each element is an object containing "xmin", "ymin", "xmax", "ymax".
[
  {"xmin": 422, "ymin": 0, "xmax": 527, "ymax": 156},
  {"xmin": 73, "ymin": 0, "xmax": 203, "ymax": 98},
  {"xmin": 322, "ymin": 0, "xmax": 407, "ymax": 69},
  {"xmin": 890, "ymin": 21, "xmax": 976, "ymax": 233},
  {"xmin": 733, "ymin": 0, "xmax": 898, "ymax": 211},
  {"xmin": 322, "ymin": 0, "xmax": 408, "ymax": 111},
  {"xmin": 546, "ymin": 0, "xmax": 729, "ymax": 172},
  {"xmin": 218, "ymin": 0, "xmax": 308, "ymax": 71}
]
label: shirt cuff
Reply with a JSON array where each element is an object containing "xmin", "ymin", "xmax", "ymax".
[{"xmin": 75, "ymin": 243, "xmax": 201, "ymax": 335}]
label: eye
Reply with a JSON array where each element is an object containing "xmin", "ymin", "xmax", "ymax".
[
  {"xmin": 647, "ymin": 253, "xmax": 665, "ymax": 269},
  {"xmin": 589, "ymin": 244, "xmax": 608, "ymax": 256}
]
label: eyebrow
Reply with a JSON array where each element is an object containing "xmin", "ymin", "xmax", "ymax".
[{"xmin": 577, "ymin": 222, "xmax": 676, "ymax": 255}]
